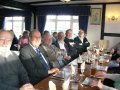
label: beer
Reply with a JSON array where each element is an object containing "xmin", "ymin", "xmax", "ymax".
[
  {"xmin": 78, "ymin": 63, "xmax": 81, "ymax": 68},
  {"xmin": 91, "ymin": 64, "xmax": 96, "ymax": 76},
  {"xmin": 91, "ymin": 68, "xmax": 96, "ymax": 76}
]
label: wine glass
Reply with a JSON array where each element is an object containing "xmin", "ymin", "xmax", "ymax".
[
  {"xmin": 80, "ymin": 68, "xmax": 85, "ymax": 76},
  {"xmin": 80, "ymin": 61, "xmax": 85, "ymax": 76}
]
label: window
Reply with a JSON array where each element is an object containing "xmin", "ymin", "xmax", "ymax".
[
  {"xmin": 4, "ymin": 16, "xmax": 25, "ymax": 39},
  {"xmin": 45, "ymin": 15, "xmax": 79, "ymax": 38}
]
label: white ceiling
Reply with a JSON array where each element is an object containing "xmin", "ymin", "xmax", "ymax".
[{"xmin": 13, "ymin": 0, "xmax": 120, "ymax": 6}]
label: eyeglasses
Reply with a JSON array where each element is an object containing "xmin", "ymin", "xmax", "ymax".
[{"xmin": 0, "ymin": 37, "xmax": 12, "ymax": 42}]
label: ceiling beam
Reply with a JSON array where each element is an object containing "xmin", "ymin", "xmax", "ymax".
[
  {"xmin": 0, "ymin": 0, "xmax": 34, "ymax": 11},
  {"xmin": 32, "ymin": 1, "xmax": 120, "ymax": 6},
  {"xmin": 26, "ymin": 0, "xmax": 59, "ymax": 4}
]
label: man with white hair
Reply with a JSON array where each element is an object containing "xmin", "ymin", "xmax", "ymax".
[{"xmin": 0, "ymin": 30, "xmax": 34, "ymax": 90}]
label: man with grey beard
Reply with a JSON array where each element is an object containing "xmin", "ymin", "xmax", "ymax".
[{"xmin": 0, "ymin": 30, "xmax": 34, "ymax": 90}]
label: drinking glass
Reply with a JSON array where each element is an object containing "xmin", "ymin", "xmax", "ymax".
[
  {"xmin": 91, "ymin": 64, "xmax": 96, "ymax": 77},
  {"xmin": 80, "ymin": 68, "xmax": 85, "ymax": 76},
  {"xmin": 80, "ymin": 61, "xmax": 85, "ymax": 76}
]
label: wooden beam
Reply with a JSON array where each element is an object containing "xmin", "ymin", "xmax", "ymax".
[
  {"xmin": 0, "ymin": 0, "xmax": 34, "ymax": 11},
  {"xmin": 27, "ymin": 0, "xmax": 58, "ymax": 4},
  {"xmin": 100, "ymin": 4, "xmax": 106, "ymax": 40},
  {"xmin": 104, "ymin": 33, "xmax": 120, "ymax": 37}
]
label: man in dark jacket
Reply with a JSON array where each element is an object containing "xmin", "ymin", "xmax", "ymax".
[
  {"xmin": 0, "ymin": 30, "xmax": 34, "ymax": 90},
  {"xmin": 19, "ymin": 30, "xmax": 59, "ymax": 85},
  {"xmin": 74, "ymin": 29, "xmax": 90, "ymax": 54}
]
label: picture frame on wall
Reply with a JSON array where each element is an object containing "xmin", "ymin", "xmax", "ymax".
[{"xmin": 90, "ymin": 8, "xmax": 102, "ymax": 25}]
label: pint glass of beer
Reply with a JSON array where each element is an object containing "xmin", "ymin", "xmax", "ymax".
[{"xmin": 91, "ymin": 64, "xmax": 96, "ymax": 76}]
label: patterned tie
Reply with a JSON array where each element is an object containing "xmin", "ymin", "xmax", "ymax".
[{"xmin": 36, "ymin": 48, "xmax": 50, "ymax": 70}]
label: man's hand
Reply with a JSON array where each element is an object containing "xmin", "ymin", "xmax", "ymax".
[
  {"xmin": 20, "ymin": 83, "xmax": 35, "ymax": 90},
  {"xmin": 90, "ymin": 80, "xmax": 103, "ymax": 89},
  {"xmin": 64, "ymin": 56, "xmax": 71, "ymax": 60},
  {"xmin": 48, "ymin": 68, "xmax": 59, "ymax": 75},
  {"xmin": 94, "ymin": 72, "xmax": 107, "ymax": 79}
]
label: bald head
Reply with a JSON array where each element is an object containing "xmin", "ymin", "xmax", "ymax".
[{"xmin": 29, "ymin": 30, "xmax": 41, "ymax": 48}]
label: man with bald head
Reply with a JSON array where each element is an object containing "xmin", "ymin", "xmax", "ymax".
[
  {"xmin": 19, "ymin": 30, "xmax": 59, "ymax": 85},
  {"xmin": 0, "ymin": 30, "xmax": 34, "ymax": 90}
]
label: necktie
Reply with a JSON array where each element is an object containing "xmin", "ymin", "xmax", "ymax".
[{"xmin": 36, "ymin": 48, "xmax": 50, "ymax": 70}]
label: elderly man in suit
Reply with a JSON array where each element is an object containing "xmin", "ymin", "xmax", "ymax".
[
  {"xmin": 40, "ymin": 33, "xmax": 70, "ymax": 68},
  {"xmin": 0, "ymin": 30, "xmax": 34, "ymax": 90},
  {"xmin": 74, "ymin": 29, "xmax": 90, "ymax": 54},
  {"xmin": 54, "ymin": 32, "xmax": 73, "ymax": 57},
  {"xmin": 19, "ymin": 30, "xmax": 59, "ymax": 85}
]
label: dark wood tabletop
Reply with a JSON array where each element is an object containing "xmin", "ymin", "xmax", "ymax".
[{"xmin": 34, "ymin": 62, "xmax": 109, "ymax": 90}]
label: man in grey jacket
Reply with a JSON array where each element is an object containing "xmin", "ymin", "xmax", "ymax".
[
  {"xmin": 0, "ymin": 30, "xmax": 34, "ymax": 90},
  {"xmin": 40, "ymin": 33, "xmax": 71, "ymax": 68}
]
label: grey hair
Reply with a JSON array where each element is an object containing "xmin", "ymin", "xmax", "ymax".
[{"xmin": 0, "ymin": 29, "xmax": 14, "ymax": 39}]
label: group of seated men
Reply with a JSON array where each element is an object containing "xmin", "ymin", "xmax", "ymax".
[
  {"xmin": 0, "ymin": 28, "xmax": 91, "ymax": 89},
  {"xmin": 1, "ymin": 28, "xmax": 120, "ymax": 90}
]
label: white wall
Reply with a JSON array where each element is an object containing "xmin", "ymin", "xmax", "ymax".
[
  {"xmin": 87, "ymin": 5, "xmax": 102, "ymax": 47},
  {"xmin": 105, "ymin": 4, "xmax": 120, "ymax": 49},
  {"xmin": 87, "ymin": 4, "xmax": 120, "ymax": 49},
  {"xmin": 105, "ymin": 4, "xmax": 120, "ymax": 33},
  {"xmin": 104, "ymin": 36, "xmax": 120, "ymax": 50}
]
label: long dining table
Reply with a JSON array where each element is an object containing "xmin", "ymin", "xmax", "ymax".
[{"xmin": 34, "ymin": 57, "xmax": 110, "ymax": 90}]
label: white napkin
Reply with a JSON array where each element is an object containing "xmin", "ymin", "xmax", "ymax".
[
  {"xmin": 96, "ymin": 66, "xmax": 108, "ymax": 71},
  {"xmin": 70, "ymin": 64, "xmax": 75, "ymax": 75},
  {"xmin": 69, "ymin": 42, "xmax": 74, "ymax": 46},
  {"xmin": 99, "ymin": 56, "xmax": 104, "ymax": 63},
  {"xmin": 96, "ymin": 49, "xmax": 100, "ymax": 55},
  {"xmin": 81, "ymin": 61, "xmax": 85, "ymax": 69},
  {"xmin": 49, "ymin": 81, "xmax": 56, "ymax": 90},
  {"xmin": 62, "ymin": 77, "xmax": 70, "ymax": 90}
]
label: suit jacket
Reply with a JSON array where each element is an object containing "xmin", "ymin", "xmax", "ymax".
[
  {"xmin": 0, "ymin": 51, "xmax": 29, "ymax": 90},
  {"xmin": 74, "ymin": 36, "xmax": 90, "ymax": 54},
  {"xmin": 53, "ymin": 40, "xmax": 79, "ymax": 65},
  {"xmin": 19, "ymin": 44, "xmax": 52, "ymax": 85},
  {"xmin": 64, "ymin": 37, "xmax": 79, "ymax": 59},
  {"xmin": 39, "ymin": 44, "xmax": 67, "ymax": 68},
  {"xmin": 53, "ymin": 40, "xmax": 72, "ymax": 56}
]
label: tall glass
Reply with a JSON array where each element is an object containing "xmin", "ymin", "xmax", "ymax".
[
  {"xmin": 80, "ymin": 61, "xmax": 85, "ymax": 76},
  {"xmin": 77, "ymin": 54, "xmax": 83, "ymax": 69},
  {"xmin": 91, "ymin": 64, "xmax": 96, "ymax": 77}
]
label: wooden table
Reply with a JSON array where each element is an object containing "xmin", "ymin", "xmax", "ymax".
[{"xmin": 34, "ymin": 63, "xmax": 108, "ymax": 90}]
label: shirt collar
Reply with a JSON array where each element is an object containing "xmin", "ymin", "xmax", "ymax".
[{"xmin": 29, "ymin": 43, "xmax": 38, "ymax": 52}]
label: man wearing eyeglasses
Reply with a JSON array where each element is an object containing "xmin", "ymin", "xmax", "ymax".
[
  {"xmin": 0, "ymin": 30, "xmax": 34, "ymax": 90},
  {"xmin": 19, "ymin": 30, "xmax": 59, "ymax": 85}
]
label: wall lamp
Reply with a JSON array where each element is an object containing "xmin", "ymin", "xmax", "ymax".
[{"xmin": 108, "ymin": 16, "xmax": 118, "ymax": 22}]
